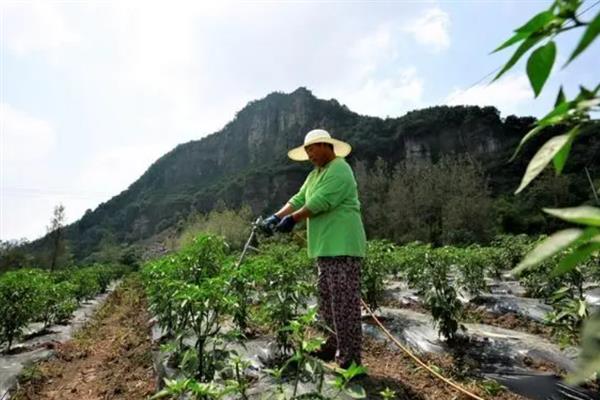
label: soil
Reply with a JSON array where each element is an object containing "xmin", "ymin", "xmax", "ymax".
[
  {"xmin": 3, "ymin": 277, "xmax": 564, "ymax": 400},
  {"xmin": 461, "ymin": 305, "xmax": 554, "ymax": 341},
  {"xmin": 361, "ymin": 337, "xmax": 525, "ymax": 400},
  {"xmin": 11, "ymin": 275, "xmax": 156, "ymax": 400}
]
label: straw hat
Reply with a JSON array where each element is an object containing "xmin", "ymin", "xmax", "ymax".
[{"xmin": 287, "ymin": 129, "xmax": 352, "ymax": 161}]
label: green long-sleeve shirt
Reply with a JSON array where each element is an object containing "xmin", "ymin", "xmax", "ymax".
[{"xmin": 288, "ymin": 157, "xmax": 366, "ymax": 258}]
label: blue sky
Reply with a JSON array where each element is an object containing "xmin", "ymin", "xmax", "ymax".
[{"xmin": 1, "ymin": 0, "xmax": 599, "ymax": 241}]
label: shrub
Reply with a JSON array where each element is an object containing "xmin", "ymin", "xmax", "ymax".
[
  {"xmin": 362, "ymin": 240, "xmax": 396, "ymax": 310},
  {"xmin": 424, "ymin": 248, "xmax": 464, "ymax": 342},
  {"xmin": 248, "ymin": 242, "xmax": 314, "ymax": 352},
  {"xmin": 143, "ymin": 234, "xmax": 235, "ymax": 381},
  {"xmin": 38, "ymin": 281, "xmax": 78, "ymax": 327},
  {"xmin": 0, "ymin": 269, "xmax": 47, "ymax": 350}
]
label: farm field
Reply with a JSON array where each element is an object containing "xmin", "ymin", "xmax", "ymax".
[{"xmin": 7, "ymin": 234, "xmax": 595, "ymax": 399}]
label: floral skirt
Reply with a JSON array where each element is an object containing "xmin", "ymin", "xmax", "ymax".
[{"xmin": 316, "ymin": 256, "xmax": 362, "ymax": 366}]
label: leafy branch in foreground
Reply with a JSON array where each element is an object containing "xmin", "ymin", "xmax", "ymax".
[
  {"xmin": 493, "ymin": 0, "xmax": 599, "ymax": 194},
  {"xmin": 494, "ymin": 0, "xmax": 600, "ymax": 384}
]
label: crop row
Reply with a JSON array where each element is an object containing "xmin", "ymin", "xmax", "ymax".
[
  {"xmin": 0, "ymin": 264, "xmax": 127, "ymax": 351},
  {"xmin": 142, "ymin": 232, "xmax": 594, "ymax": 398}
]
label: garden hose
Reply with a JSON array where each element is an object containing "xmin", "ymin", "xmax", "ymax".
[
  {"xmin": 360, "ymin": 299, "xmax": 486, "ymax": 400},
  {"xmin": 290, "ymin": 231, "xmax": 486, "ymax": 400}
]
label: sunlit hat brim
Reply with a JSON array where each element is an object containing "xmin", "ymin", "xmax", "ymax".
[{"xmin": 287, "ymin": 137, "xmax": 352, "ymax": 161}]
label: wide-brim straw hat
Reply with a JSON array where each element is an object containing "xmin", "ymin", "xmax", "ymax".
[{"xmin": 287, "ymin": 129, "xmax": 352, "ymax": 161}]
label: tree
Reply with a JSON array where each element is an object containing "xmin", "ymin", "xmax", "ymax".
[
  {"xmin": 175, "ymin": 205, "xmax": 254, "ymax": 251},
  {"xmin": 354, "ymin": 158, "xmax": 391, "ymax": 239},
  {"xmin": 393, "ymin": 156, "xmax": 493, "ymax": 245},
  {"xmin": 0, "ymin": 239, "xmax": 32, "ymax": 272},
  {"xmin": 355, "ymin": 156, "xmax": 493, "ymax": 245},
  {"xmin": 47, "ymin": 204, "xmax": 66, "ymax": 271},
  {"xmin": 91, "ymin": 231, "xmax": 122, "ymax": 264}
]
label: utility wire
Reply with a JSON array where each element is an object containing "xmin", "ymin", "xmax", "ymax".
[
  {"xmin": 0, "ymin": 187, "xmax": 199, "ymax": 201},
  {"xmin": 580, "ymin": 0, "xmax": 600, "ymax": 16},
  {"xmin": 447, "ymin": 0, "xmax": 600, "ymax": 104}
]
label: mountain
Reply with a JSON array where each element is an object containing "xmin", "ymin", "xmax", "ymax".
[{"xmin": 25, "ymin": 87, "xmax": 600, "ymax": 263}]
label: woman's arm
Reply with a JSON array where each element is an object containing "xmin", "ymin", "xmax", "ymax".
[
  {"xmin": 275, "ymin": 203, "xmax": 313, "ymax": 222},
  {"xmin": 274, "ymin": 203, "xmax": 295, "ymax": 219}
]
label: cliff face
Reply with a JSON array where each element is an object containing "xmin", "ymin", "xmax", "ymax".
[{"xmin": 31, "ymin": 87, "xmax": 557, "ymax": 260}]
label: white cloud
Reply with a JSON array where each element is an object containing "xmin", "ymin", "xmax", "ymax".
[
  {"xmin": 3, "ymin": 1, "xmax": 80, "ymax": 56},
  {"xmin": 349, "ymin": 23, "xmax": 397, "ymax": 78},
  {"xmin": 331, "ymin": 67, "xmax": 424, "ymax": 117},
  {"xmin": 99, "ymin": 2, "xmax": 254, "ymax": 143},
  {"xmin": 319, "ymin": 22, "xmax": 424, "ymax": 117},
  {"xmin": 0, "ymin": 2, "xmax": 262, "ymax": 241},
  {"xmin": 1, "ymin": 103, "xmax": 57, "ymax": 163},
  {"xmin": 445, "ymin": 73, "xmax": 532, "ymax": 115},
  {"xmin": 405, "ymin": 7, "xmax": 451, "ymax": 52}
]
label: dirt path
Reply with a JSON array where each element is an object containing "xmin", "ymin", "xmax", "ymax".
[{"xmin": 11, "ymin": 275, "xmax": 156, "ymax": 400}]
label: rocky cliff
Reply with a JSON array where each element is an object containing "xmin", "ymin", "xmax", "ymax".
[{"xmin": 26, "ymin": 87, "xmax": 599, "ymax": 261}]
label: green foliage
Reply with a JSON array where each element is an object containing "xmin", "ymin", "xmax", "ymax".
[
  {"xmin": 494, "ymin": 169, "xmax": 579, "ymax": 235},
  {"xmin": 222, "ymin": 355, "xmax": 251, "ymax": 400},
  {"xmin": 0, "ymin": 269, "xmax": 48, "ymax": 350},
  {"xmin": 513, "ymin": 237, "xmax": 590, "ymax": 299},
  {"xmin": 425, "ymin": 281, "xmax": 464, "ymax": 343},
  {"xmin": 494, "ymin": 0, "xmax": 599, "ymax": 95},
  {"xmin": 280, "ymin": 307, "xmax": 328, "ymax": 398},
  {"xmin": 513, "ymin": 228, "xmax": 597, "ymax": 277},
  {"xmin": 526, "ymin": 40, "xmax": 556, "ymax": 97},
  {"xmin": 177, "ymin": 205, "xmax": 253, "ymax": 251},
  {"xmin": 0, "ymin": 265, "xmax": 124, "ymax": 351},
  {"xmin": 229, "ymin": 260, "xmax": 253, "ymax": 334},
  {"xmin": 0, "ymin": 239, "xmax": 33, "ymax": 273},
  {"xmin": 143, "ymin": 234, "xmax": 234, "ymax": 381},
  {"xmin": 567, "ymin": 312, "xmax": 600, "ymax": 384},
  {"xmin": 142, "ymin": 256, "xmax": 183, "ymax": 336},
  {"xmin": 546, "ymin": 285, "xmax": 588, "ymax": 347},
  {"xmin": 495, "ymin": 0, "xmax": 600, "ymax": 382},
  {"xmin": 266, "ymin": 308, "xmax": 366, "ymax": 399},
  {"xmin": 248, "ymin": 242, "xmax": 314, "ymax": 352},
  {"xmin": 491, "ymin": 234, "xmax": 533, "ymax": 271},
  {"xmin": 87, "ymin": 233, "xmax": 125, "ymax": 265},
  {"xmin": 388, "ymin": 243, "xmax": 473, "ymax": 342},
  {"xmin": 393, "ymin": 242, "xmax": 499, "ymax": 297},
  {"xmin": 567, "ymin": 6, "xmax": 600, "ymax": 64},
  {"xmin": 478, "ymin": 379, "xmax": 506, "ymax": 396},
  {"xmin": 328, "ymin": 362, "xmax": 367, "ymax": 399},
  {"xmin": 391, "ymin": 242, "xmax": 431, "ymax": 291},
  {"xmin": 518, "ymin": 262, "xmax": 563, "ymax": 299},
  {"xmin": 68, "ymin": 268, "xmax": 103, "ymax": 301},
  {"xmin": 173, "ymin": 275, "xmax": 234, "ymax": 381},
  {"xmin": 379, "ymin": 387, "xmax": 397, "ymax": 399},
  {"xmin": 151, "ymin": 377, "xmax": 223, "ymax": 400},
  {"xmin": 516, "ymin": 132, "xmax": 576, "ymax": 194},
  {"xmin": 424, "ymin": 248, "xmax": 465, "ymax": 342},
  {"xmin": 356, "ymin": 156, "xmax": 494, "ymax": 246},
  {"xmin": 362, "ymin": 240, "xmax": 396, "ymax": 310},
  {"xmin": 47, "ymin": 203, "xmax": 67, "ymax": 271},
  {"xmin": 37, "ymin": 280, "xmax": 78, "ymax": 328},
  {"xmin": 455, "ymin": 245, "xmax": 490, "ymax": 296},
  {"xmin": 353, "ymin": 158, "xmax": 389, "ymax": 237}
]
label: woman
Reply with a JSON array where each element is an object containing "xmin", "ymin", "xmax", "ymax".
[{"xmin": 261, "ymin": 128, "xmax": 367, "ymax": 368}]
